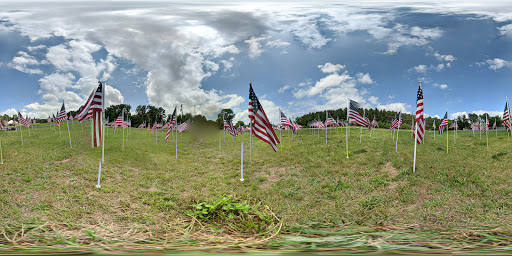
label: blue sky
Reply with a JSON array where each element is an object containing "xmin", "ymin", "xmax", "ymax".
[{"xmin": 1, "ymin": 0, "xmax": 512, "ymax": 123}]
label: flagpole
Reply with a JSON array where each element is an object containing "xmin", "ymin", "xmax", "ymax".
[
  {"xmin": 0, "ymin": 138, "xmax": 3, "ymax": 164},
  {"xmin": 58, "ymin": 120, "xmax": 62, "ymax": 138},
  {"xmin": 346, "ymin": 101, "xmax": 349, "ymax": 158},
  {"xmin": 175, "ymin": 122, "xmax": 178, "ymax": 159},
  {"xmin": 446, "ymin": 109, "xmax": 449, "ymax": 154},
  {"xmin": 279, "ymin": 109, "xmax": 283, "ymax": 154},
  {"xmin": 240, "ymin": 141, "xmax": 244, "ymax": 181},
  {"xmin": 18, "ymin": 111, "xmax": 23, "ymax": 145},
  {"xmin": 413, "ymin": 122, "xmax": 418, "ymax": 173},
  {"xmin": 325, "ymin": 110, "xmax": 328, "ymax": 145},
  {"xmin": 454, "ymin": 120, "xmax": 456, "ymax": 144},
  {"xmin": 155, "ymin": 115, "xmax": 158, "ymax": 145},
  {"xmin": 433, "ymin": 120, "xmax": 435, "ymax": 140},
  {"xmin": 479, "ymin": 118, "xmax": 482, "ymax": 140},
  {"xmin": 66, "ymin": 119, "xmax": 72, "ymax": 149},
  {"xmin": 122, "ymin": 109, "xmax": 125, "ymax": 151},
  {"xmin": 486, "ymin": 115, "xmax": 489, "ymax": 148},
  {"xmin": 395, "ymin": 121, "xmax": 400, "ymax": 152},
  {"xmin": 101, "ymin": 86, "xmax": 105, "ymax": 163},
  {"xmin": 496, "ymin": 118, "xmax": 498, "ymax": 137}
]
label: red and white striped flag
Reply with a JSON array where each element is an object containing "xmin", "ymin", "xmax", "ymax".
[
  {"xmin": 165, "ymin": 107, "xmax": 177, "ymax": 141},
  {"xmin": 482, "ymin": 115, "xmax": 489, "ymax": 134},
  {"xmin": 348, "ymin": 99, "xmax": 370, "ymax": 127},
  {"xmin": 177, "ymin": 121, "xmax": 189, "ymax": 132},
  {"xmin": 439, "ymin": 112, "xmax": 448, "ymax": 135},
  {"xmin": 114, "ymin": 109, "xmax": 124, "ymax": 132},
  {"xmin": 391, "ymin": 112, "xmax": 402, "ymax": 131},
  {"xmin": 55, "ymin": 103, "xmax": 68, "ymax": 126},
  {"xmin": 413, "ymin": 83, "xmax": 425, "ymax": 144},
  {"xmin": 76, "ymin": 82, "xmax": 103, "ymax": 123},
  {"xmin": 326, "ymin": 112, "xmax": 337, "ymax": 126},
  {"xmin": 493, "ymin": 119, "xmax": 496, "ymax": 129},
  {"xmin": 224, "ymin": 114, "xmax": 237, "ymax": 139},
  {"xmin": 503, "ymin": 100, "xmax": 511, "ymax": 132},
  {"xmin": 248, "ymin": 83, "xmax": 280, "ymax": 152}
]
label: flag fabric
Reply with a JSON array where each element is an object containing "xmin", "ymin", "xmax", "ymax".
[
  {"xmin": 0, "ymin": 119, "xmax": 3, "ymax": 130},
  {"xmin": 18, "ymin": 112, "xmax": 30, "ymax": 127},
  {"xmin": 151, "ymin": 121, "xmax": 157, "ymax": 134},
  {"xmin": 289, "ymin": 118, "xmax": 298, "ymax": 134},
  {"xmin": 55, "ymin": 102, "xmax": 68, "ymax": 126},
  {"xmin": 279, "ymin": 110, "xmax": 297, "ymax": 134},
  {"xmin": 493, "ymin": 120, "xmax": 496, "ymax": 129},
  {"xmin": 165, "ymin": 107, "xmax": 177, "ymax": 142},
  {"xmin": 237, "ymin": 125, "xmax": 245, "ymax": 135},
  {"xmin": 223, "ymin": 114, "xmax": 237, "ymax": 139},
  {"xmin": 177, "ymin": 120, "xmax": 190, "ymax": 132},
  {"xmin": 391, "ymin": 112, "xmax": 402, "ymax": 131},
  {"xmin": 325, "ymin": 112, "xmax": 337, "ymax": 126},
  {"xmin": 439, "ymin": 112, "xmax": 448, "ymax": 135},
  {"xmin": 348, "ymin": 99, "xmax": 370, "ymax": 127},
  {"xmin": 47, "ymin": 116, "xmax": 51, "ymax": 123},
  {"xmin": 483, "ymin": 115, "xmax": 489, "ymax": 134},
  {"xmin": 504, "ymin": 101, "xmax": 511, "ymax": 132},
  {"xmin": 76, "ymin": 82, "xmax": 103, "ymax": 122},
  {"xmin": 363, "ymin": 110, "xmax": 371, "ymax": 130},
  {"xmin": 449, "ymin": 122, "xmax": 455, "ymax": 129},
  {"xmin": 412, "ymin": 84, "xmax": 425, "ymax": 144},
  {"xmin": 371, "ymin": 117, "xmax": 379, "ymax": 128},
  {"xmin": 114, "ymin": 109, "xmax": 124, "ymax": 131},
  {"xmin": 248, "ymin": 83, "xmax": 280, "ymax": 152},
  {"xmin": 69, "ymin": 114, "xmax": 74, "ymax": 120}
]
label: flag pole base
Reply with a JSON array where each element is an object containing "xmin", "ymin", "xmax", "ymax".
[
  {"xmin": 96, "ymin": 185, "xmax": 101, "ymax": 188},
  {"xmin": 240, "ymin": 178, "xmax": 244, "ymax": 181}
]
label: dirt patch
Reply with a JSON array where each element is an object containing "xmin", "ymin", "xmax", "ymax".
[
  {"xmin": 381, "ymin": 162, "xmax": 398, "ymax": 178},
  {"xmin": 258, "ymin": 167, "xmax": 288, "ymax": 189},
  {"xmin": 55, "ymin": 158, "xmax": 70, "ymax": 164}
]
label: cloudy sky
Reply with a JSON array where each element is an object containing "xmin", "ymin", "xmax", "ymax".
[{"xmin": 1, "ymin": 0, "xmax": 512, "ymax": 123}]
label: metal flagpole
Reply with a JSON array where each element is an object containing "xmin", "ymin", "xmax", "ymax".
[
  {"xmin": 155, "ymin": 115, "xmax": 158, "ymax": 145},
  {"xmin": 486, "ymin": 115, "xmax": 489, "ymax": 148},
  {"xmin": 240, "ymin": 141, "xmax": 244, "ymax": 181},
  {"xmin": 250, "ymin": 120, "xmax": 252, "ymax": 164},
  {"xmin": 479, "ymin": 118, "xmax": 482, "ymax": 140},
  {"xmin": 496, "ymin": 118, "xmax": 498, "ymax": 137},
  {"xmin": 413, "ymin": 122, "xmax": 418, "ymax": 173},
  {"xmin": 346, "ymin": 100, "xmax": 349, "ymax": 158},
  {"xmin": 454, "ymin": 120, "xmax": 456, "ymax": 144},
  {"xmin": 101, "ymin": 86, "xmax": 105, "ymax": 163},
  {"xmin": 58, "ymin": 120, "xmax": 62, "ymax": 138},
  {"xmin": 122, "ymin": 109, "xmax": 125, "ymax": 151},
  {"xmin": 66, "ymin": 118, "xmax": 72, "ymax": 149},
  {"xmin": 96, "ymin": 162, "xmax": 102, "ymax": 188},
  {"xmin": 19, "ymin": 112, "xmax": 23, "ymax": 145},
  {"xmin": 326, "ymin": 110, "xmax": 328, "ymax": 145},
  {"xmin": 395, "ymin": 119, "xmax": 400, "ymax": 152},
  {"xmin": 446, "ymin": 109, "xmax": 449, "ymax": 154},
  {"xmin": 0, "ymin": 138, "xmax": 3, "ymax": 164},
  {"xmin": 433, "ymin": 120, "xmax": 435, "ymax": 140},
  {"xmin": 175, "ymin": 122, "xmax": 178, "ymax": 159}
]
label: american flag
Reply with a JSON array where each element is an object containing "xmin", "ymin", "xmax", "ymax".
[
  {"xmin": 248, "ymin": 83, "xmax": 280, "ymax": 152},
  {"xmin": 289, "ymin": 118, "xmax": 298, "ymax": 134},
  {"xmin": 413, "ymin": 84, "xmax": 424, "ymax": 143},
  {"xmin": 237, "ymin": 125, "xmax": 245, "ymax": 135},
  {"xmin": 470, "ymin": 119, "xmax": 473, "ymax": 130},
  {"xmin": 493, "ymin": 119, "xmax": 496, "ymax": 129},
  {"xmin": 165, "ymin": 107, "xmax": 177, "ymax": 142},
  {"xmin": 223, "ymin": 114, "xmax": 237, "ymax": 139},
  {"xmin": 177, "ymin": 120, "xmax": 189, "ymax": 132},
  {"xmin": 391, "ymin": 112, "xmax": 402, "ymax": 131},
  {"xmin": 47, "ymin": 116, "xmax": 51, "ymax": 123},
  {"xmin": 504, "ymin": 100, "xmax": 511, "ymax": 132},
  {"xmin": 69, "ymin": 114, "xmax": 74, "ymax": 120},
  {"xmin": 371, "ymin": 116, "xmax": 379, "ymax": 128},
  {"xmin": 326, "ymin": 112, "xmax": 337, "ymax": 126},
  {"xmin": 482, "ymin": 115, "xmax": 489, "ymax": 134},
  {"xmin": 18, "ymin": 112, "xmax": 30, "ymax": 127},
  {"xmin": 439, "ymin": 112, "xmax": 448, "ymax": 135},
  {"xmin": 139, "ymin": 122, "xmax": 146, "ymax": 129},
  {"xmin": 0, "ymin": 119, "xmax": 3, "ymax": 130},
  {"xmin": 76, "ymin": 82, "xmax": 103, "ymax": 122},
  {"xmin": 55, "ymin": 102, "xmax": 68, "ymax": 125},
  {"xmin": 151, "ymin": 121, "xmax": 158, "ymax": 134},
  {"xmin": 348, "ymin": 99, "xmax": 369, "ymax": 127},
  {"xmin": 363, "ymin": 110, "xmax": 371, "ymax": 130},
  {"xmin": 280, "ymin": 110, "xmax": 293, "ymax": 127},
  {"xmin": 114, "ymin": 109, "xmax": 124, "ymax": 131},
  {"xmin": 449, "ymin": 122, "xmax": 455, "ymax": 129}
]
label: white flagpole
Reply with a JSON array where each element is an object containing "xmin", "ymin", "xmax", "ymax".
[
  {"xmin": 413, "ymin": 122, "xmax": 418, "ymax": 173},
  {"xmin": 486, "ymin": 116, "xmax": 489, "ymax": 148},
  {"xmin": 250, "ymin": 121, "xmax": 252, "ymax": 164},
  {"xmin": 19, "ymin": 113, "xmax": 23, "ymax": 146},
  {"xmin": 280, "ymin": 129, "xmax": 282, "ymax": 154},
  {"xmin": 0, "ymin": 138, "xmax": 3, "ymax": 164},
  {"xmin": 395, "ymin": 122, "xmax": 400, "ymax": 152},
  {"xmin": 360, "ymin": 125, "xmax": 362, "ymax": 143},
  {"xmin": 346, "ymin": 100, "xmax": 349, "ymax": 158},
  {"xmin": 122, "ymin": 109, "xmax": 125, "ymax": 151},
  {"xmin": 96, "ymin": 161, "xmax": 102, "ymax": 188},
  {"xmin": 66, "ymin": 119, "xmax": 72, "ymax": 149},
  {"xmin": 175, "ymin": 123, "xmax": 178, "ymax": 159},
  {"xmin": 58, "ymin": 121, "xmax": 62, "ymax": 138},
  {"xmin": 496, "ymin": 118, "xmax": 498, "ymax": 137},
  {"xmin": 446, "ymin": 110, "xmax": 449, "ymax": 154},
  {"xmin": 102, "ymin": 112, "xmax": 105, "ymax": 163},
  {"xmin": 240, "ymin": 141, "xmax": 244, "ymax": 181},
  {"xmin": 433, "ymin": 120, "xmax": 435, "ymax": 140},
  {"xmin": 454, "ymin": 120, "xmax": 456, "ymax": 144},
  {"xmin": 325, "ymin": 111, "xmax": 328, "ymax": 145},
  {"xmin": 479, "ymin": 119, "xmax": 482, "ymax": 140}
]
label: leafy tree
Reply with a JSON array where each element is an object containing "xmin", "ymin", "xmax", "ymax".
[
  {"xmin": 216, "ymin": 109, "xmax": 235, "ymax": 129},
  {"xmin": 105, "ymin": 104, "xmax": 132, "ymax": 124}
]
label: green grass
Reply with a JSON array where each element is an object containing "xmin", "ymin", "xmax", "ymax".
[{"xmin": 1, "ymin": 123, "xmax": 512, "ymax": 253}]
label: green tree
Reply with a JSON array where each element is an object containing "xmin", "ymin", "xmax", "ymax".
[
  {"xmin": 105, "ymin": 104, "xmax": 132, "ymax": 124},
  {"xmin": 216, "ymin": 109, "xmax": 234, "ymax": 129}
]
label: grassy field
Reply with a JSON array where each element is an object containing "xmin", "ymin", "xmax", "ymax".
[{"xmin": 1, "ymin": 122, "xmax": 512, "ymax": 253}]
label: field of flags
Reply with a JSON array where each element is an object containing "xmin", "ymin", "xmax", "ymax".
[{"xmin": 0, "ymin": 81, "xmax": 511, "ymax": 175}]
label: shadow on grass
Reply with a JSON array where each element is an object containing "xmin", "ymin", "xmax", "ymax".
[{"xmin": 492, "ymin": 152, "xmax": 507, "ymax": 160}]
